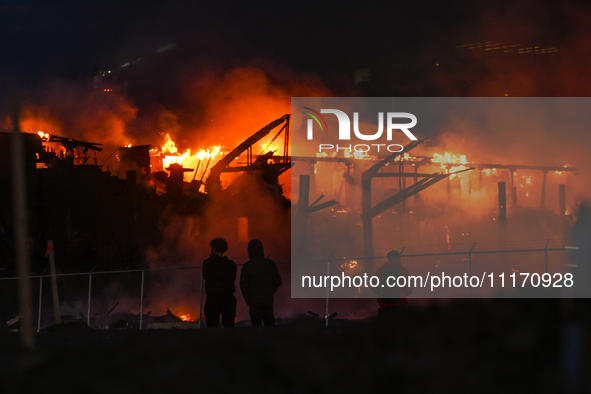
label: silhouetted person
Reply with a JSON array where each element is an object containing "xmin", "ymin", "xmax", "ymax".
[
  {"xmin": 570, "ymin": 202, "xmax": 591, "ymax": 298},
  {"xmin": 374, "ymin": 250, "xmax": 413, "ymax": 325},
  {"xmin": 240, "ymin": 239, "xmax": 282, "ymax": 327},
  {"xmin": 202, "ymin": 238, "xmax": 237, "ymax": 328}
]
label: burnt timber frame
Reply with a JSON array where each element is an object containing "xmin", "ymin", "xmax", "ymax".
[
  {"xmin": 361, "ymin": 138, "xmax": 474, "ymax": 274},
  {"xmin": 206, "ymin": 114, "xmax": 291, "ymax": 194},
  {"xmin": 295, "ymin": 174, "xmax": 338, "ymax": 256}
]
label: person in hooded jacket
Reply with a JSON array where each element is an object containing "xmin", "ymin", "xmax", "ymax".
[
  {"xmin": 240, "ymin": 239, "xmax": 282, "ymax": 327},
  {"xmin": 373, "ymin": 250, "xmax": 413, "ymax": 326},
  {"xmin": 202, "ymin": 238, "xmax": 237, "ymax": 328}
]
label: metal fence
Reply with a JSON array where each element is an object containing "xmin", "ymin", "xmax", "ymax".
[
  {"xmin": 316, "ymin": 240, "xmax": 568, "ymax": 305},
  {"xmin": 0, "ymin": 240, "xmax": 569, "ymax": 329}
]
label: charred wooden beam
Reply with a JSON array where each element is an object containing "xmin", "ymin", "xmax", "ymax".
[
  {"xmin": 307, "ymin": 200, "xmax": 337, "ymax": 214},
  {"xmin": 47, "ymin": 135, "xmax": 103, "ymax": 152},
  {"xmin": 541, "ymin": 170, "xmax": 548, "ymax": 209},
  {"xmin": 361, "ymin": 138, "xmax": 429, "ymax": 274},
  {"xmin": 498, "ymin": 182, "xmax": 508, "ymax": 244},
  {"xmin": 559, "ymin": 184, "xmax": 566, "ymax": 216},
  {"xmin": 295, "ymin": 175, "xmax": 338, "ymax": 257},
  {"xmin": 207, "ymin": 115, "xmax": 290, "ymax": 194},
  {"xmin": 476, "ymin": 163, "xmax": 577, "ymax": 173},
  {"xmin": 367, "ymin": 173, "xmax": 442, "ymax": 178}
]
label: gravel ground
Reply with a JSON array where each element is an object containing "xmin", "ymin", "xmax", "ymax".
[{"xmin": 0, "ymin": 299, "xmax": 588, "ymax": 393}]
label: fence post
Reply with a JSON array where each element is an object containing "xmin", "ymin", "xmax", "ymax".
[
  {"xmin": 325, "ymin": 251, "xmax": 338, "ymax": 326},
  {"xmin": 198, "ymin": 268, "xmax": 204, "ymax": 329},
  {"xmin": 87, "ymin": 265, "xmax": 96, "ymax": 327},
  {"xmin": 37, "ymin": 268, "xmax": 46, "ymax": 332},
  {"xmin": 544, "ymin": 239, "xmax": 550, "ymax": 273},
  {"xmin": 139, "ymin": 268, "xmax": 145, "ymax": 330},
  {"xmin": 47, "ymin": 240, "xmax": 61, "ymax": 324},
  {"xmin": 325, "ymin": 256, "xmax": 331, "ymax": 327},
  {"xmin": 468, "ymin": 243, "xmax": 476, "ymax": 299}
]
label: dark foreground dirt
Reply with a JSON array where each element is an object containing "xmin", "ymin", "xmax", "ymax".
[{"xmin": 0, "ymin": 299, "xmax": 589, "ymax": 393}]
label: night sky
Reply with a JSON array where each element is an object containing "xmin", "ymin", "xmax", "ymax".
[{"xmin": 2, "ymin": 0, "xmax": 591, "ymax": 107}]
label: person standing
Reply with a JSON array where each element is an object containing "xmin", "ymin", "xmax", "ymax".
[
  {"xmin": 240, "ymin": 239, "xmax": 282, "ymax": 327},
  {"xmin": 202, "ymin": 238, "xmax": 237, "ymax": 328},
  {"xmin": 374, "ymin": 250, "xmax": 413, "ymax": 325}
]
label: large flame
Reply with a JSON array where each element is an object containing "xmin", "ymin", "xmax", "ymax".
[
  {"xmin": 147, "ymin": 134, "xmax": 228, "ymax": 183},
  {"xmin": 432, "ymin": 151, "xmax": 469, "ymax": 178},
  {"xmin": 161, "ymin": 133, "xmax": 178, "ymax": 155},
  {"xmin": 432, "ymin": 152, "xmax": 467, "ymax": 166}
]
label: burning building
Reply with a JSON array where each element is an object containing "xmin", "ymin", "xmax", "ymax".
[{"xmin": 0, "ymin": 113, "xmax": 293, "ymax": 275}]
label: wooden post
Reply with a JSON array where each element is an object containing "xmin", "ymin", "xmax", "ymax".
[
  {"xmin": 87, "ymin": 266, "xmax": 96, "ymax": 327},
  {"xmin": 478, "ymin": 169, "xmax": 482, "ymax": 191},
  {"xmin": 413, "ymin": 166, "xmax": 420, "ymax": 204},
  {"xmin": 325, "ymin": 255, "xmax": 331, "ymax": 327},
  {"xmin": 559, "ymin": 184, "xmax": 566, "ymax": 216},
  {"xmin": 541, "ymin": 171, "xmax": 548, "ymax": 209},
  {"xmin": 47, "ymin": 240, "xmax": 61, "ymax": 324},
  {"xmin": 446, "ymin": 168, "xmax": 451, "ymax": 203},
  {"xmin": 11, "ymin": 94, "xmax": 35, "ymax": 350},
  {"xmin": 139, "ymin": 269, "xmax": 145, "ymax": 330},
  {"xmin": 37, "ymin": 269, "xmax": 45, "ymax": 332},
  {"xmin": 468, "ymin": 243, "xmax": 476, "ymax": 299},
  {"xmin": 399, "ymin": 158, "xmax": 405, "ymax": 213},
  {"xmin": 498, "ymin": 182, "xmax": 508, "ymax": 244},
  {"xmin": 362, "ymin": 175, "xmax": 374, "ymax": 275},
  {"xmin": 297, "ymin": 175, "xmax": 310, "ymax": 257},
  {"xmin": 509, "ymin": 168, "xmax": 516, "ymax": 207}
]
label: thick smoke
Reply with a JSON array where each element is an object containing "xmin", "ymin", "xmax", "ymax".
[
  {"xmin": 0, "ymin": 59, "xmax": 335, "ymax": 322},
  {"xmin": 432, "ymin": 1, "xmax": 591, "ymax": 96},
  {"xmin": 7, "ymin": 0, "xmax": 591, "ymax": 322},
  {"xmin": 7, "ymin": 80, "xmax": 138, "ymax": 149}
]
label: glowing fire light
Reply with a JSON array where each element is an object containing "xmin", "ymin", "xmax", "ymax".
[
  {"xmin": 340, "ymin": 260, "xmax": 363, "ymax": 276},
  {"xmin": 316, "ymin": 152, "xmax": 337, "ymax": 158},
  {"xmin": 161, "ymin": 133, "xmax": 178, "ymax": 155},
  {"xmin": 432, "ymin": 152, "xmax": 467, "ymax": 166},
  {"xmin": 344, "ymin": 149, "xmax": 377, "ymax": 160},
  {"xmin": 393, "ymin": 153, "xmax": 418, "ymax": 162},
  {"xmin": 38, "ymin": 131, "xmax": 50, "ymax": 141},
  {"xmin": 180, "ymin": 314, "xmax": 192, "ymax": 322},
  {"xmin": 345, "ymin": 261, "xmax": 358, "ymax": 270},
  {"xmin": 149, "ymin": 134, "xmax": 228, "ymax": 183},
  {"xmin": 431, "ymin": 152, "xmax": 469, "ymax": 179}
]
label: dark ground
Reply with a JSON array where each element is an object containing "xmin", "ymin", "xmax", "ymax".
[{"xmin": 0, "ymin": 299, "xmax": 588, "ymax": 393}]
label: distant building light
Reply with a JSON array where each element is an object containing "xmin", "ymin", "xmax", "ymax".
[{"xmin": 354, "ymin": 68, "xmax": 371, "ymax": 84}]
